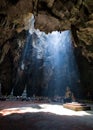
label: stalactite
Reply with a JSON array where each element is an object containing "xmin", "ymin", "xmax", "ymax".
[{"xmin": 0, "ymin": 43, "xmax": 10, "ymax": 64}]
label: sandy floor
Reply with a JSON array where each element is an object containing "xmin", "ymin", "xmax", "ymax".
[{"xmin": 0, "ymin": 101, "xmax": 93, "ymax": 130}]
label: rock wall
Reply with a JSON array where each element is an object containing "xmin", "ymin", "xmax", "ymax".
[{"xmin": 0, "ymin": 0, "xmax": 93, "ymax": 98}]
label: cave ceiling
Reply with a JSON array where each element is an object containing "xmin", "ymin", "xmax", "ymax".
[{"xmin": 0, "ymin": 0, "xmax": 93, "ymax": 60}]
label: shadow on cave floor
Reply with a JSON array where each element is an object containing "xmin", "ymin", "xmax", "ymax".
[{"xmin": 0, "ymin": 101, "xmax": 93, "ymax": 130}]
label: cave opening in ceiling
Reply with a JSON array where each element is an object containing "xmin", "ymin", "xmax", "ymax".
[{"xmin": 13, "ymin": 15, "xmax": 81, "ymax": 99}]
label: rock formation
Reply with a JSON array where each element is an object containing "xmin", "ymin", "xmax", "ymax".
[{"xmin": 0, "ymin": 0, "xmax": 93, "ymax": 98}]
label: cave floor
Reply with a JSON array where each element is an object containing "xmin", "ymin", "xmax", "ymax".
[{"xmin": 0, "ymin": 101, "xmax": 93, "ymax": 130}]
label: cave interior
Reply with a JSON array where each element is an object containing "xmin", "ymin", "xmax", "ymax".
[{"xmin": 0, "ymin": 0, "xmax": 93, "ymax": 101}]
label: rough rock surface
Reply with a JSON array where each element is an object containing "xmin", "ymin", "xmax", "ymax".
[{"xmin": 0, "ymin": 0, "xmax": 93, "ymax": 97}]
